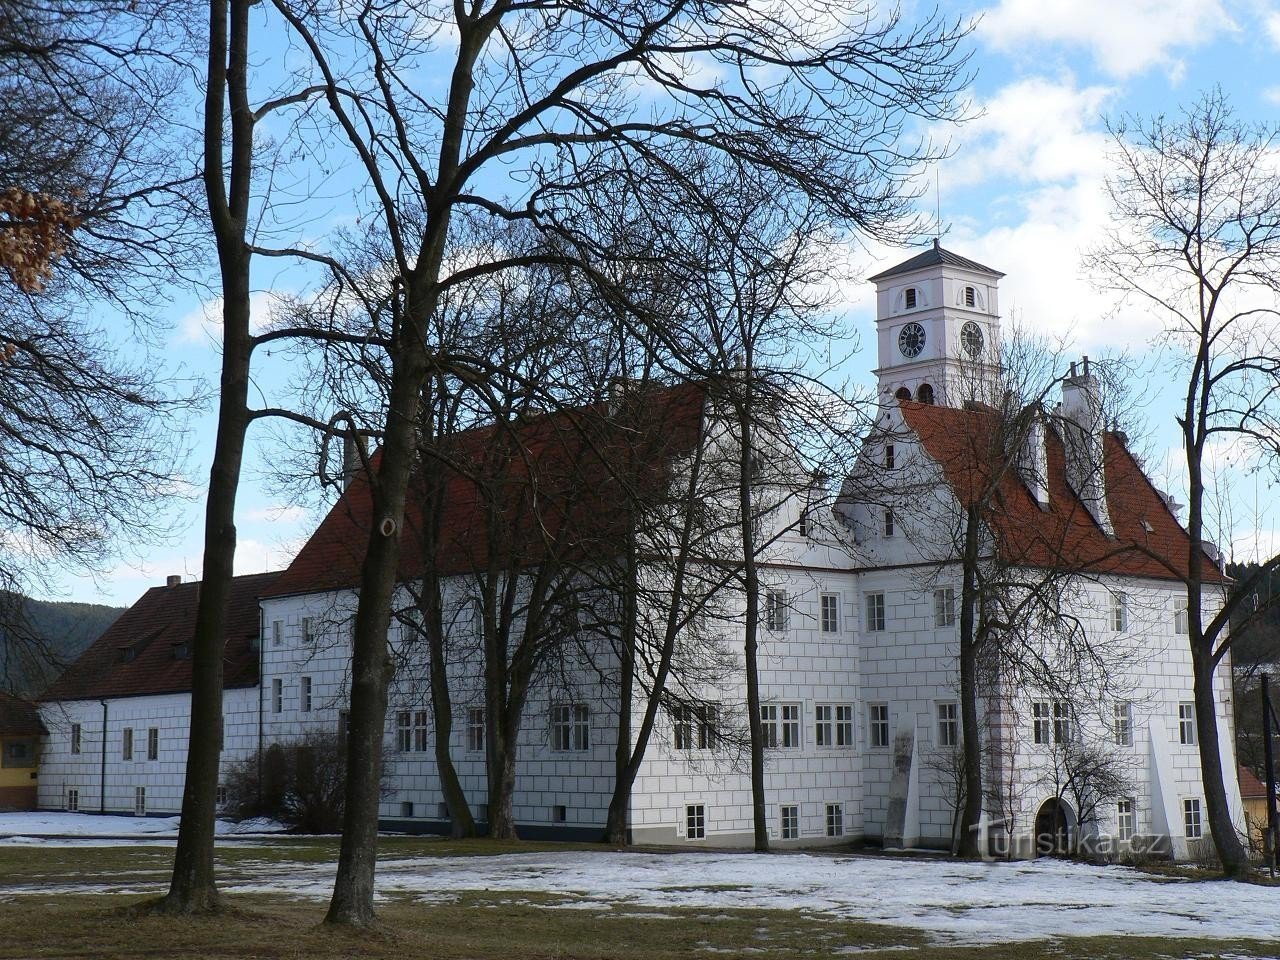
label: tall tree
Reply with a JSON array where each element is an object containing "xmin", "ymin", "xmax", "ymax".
[
  {"xmin": 1088, "ymin": 89, "xmax": 1280, "ymax": 879},
  {"xmin": 269, "ymin": 0, "xmax": 971, "ymax": 923}
]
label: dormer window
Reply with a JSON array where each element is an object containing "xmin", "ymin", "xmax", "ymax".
[
  {"xmin": 964, "ymin": 286, "xmax": 976, "ymax": 308},
  {"xmin": 904, "ymin": 287, "xmax": 917, "ymax": 309}
]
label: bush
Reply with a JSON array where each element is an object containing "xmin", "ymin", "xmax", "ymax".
[{"xmin": 223, "ymin": 731, "xmax": 347, "ymax": 833}]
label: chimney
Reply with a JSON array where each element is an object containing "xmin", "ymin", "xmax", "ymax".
[
  {"xmin": 1053, "ymin": 356, "xmax": 1114, "ymax": 536},
  {"xmin": 166, "ymin": 575, "xmax": 182, "ymax": 588},
  {"xmin": 342, "ymin": 432, "xmax": 367, "ymax": 491},
  {"xmin": 1016, "ymin": 416, "xmax": 1050, "ymax": 510}
]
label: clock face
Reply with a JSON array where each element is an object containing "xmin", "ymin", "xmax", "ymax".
[
  {"xmin": 898, "ymin": 322, "xmax": 926, "ymax": 359},
  {"xmin": 961, "ymin": 321, "xmax": 984, "ymax": 358}
]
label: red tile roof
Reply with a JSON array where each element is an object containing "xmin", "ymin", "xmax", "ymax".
[
  {"xmin": 40, "ymin": 571, "xmax": 281, "ymax": 702},
  {"xmin": 0, "ymin": 692, "xmax": 46, "ymax": 736},
  {"xmin": 263, "ymin": 382, "xmax": 707, "ymax": 599},
  {"xmin": 899, "ymin": 400, "xmax": 1227, "ymax": 584},
  {"xmin": 1240, "ymin": 764, "xmax": 1269, "ymax": 799}
]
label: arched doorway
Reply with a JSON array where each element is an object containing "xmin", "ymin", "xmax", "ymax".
[{"xmin": 1033, "ymin": 797, "xmax": 1075, "ymax": 857}]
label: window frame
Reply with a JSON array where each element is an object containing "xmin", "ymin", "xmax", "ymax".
[
  {"xmin": 820, "ymin": 592, "xmax": 841, "ymax": 633},
  {"xmin": 551, "ymin": 703, "xmax": 590, "ymax": 752},
  {"xmin": 780, "ymin": 703, "xmax": 801, "ymax": 750},
  {"xmin": 466, "ymin": 707, "xmax": 485, "ymax": 753},
  {"xmin": 936, "ymin": 701, "xmax": 959, "ymax": 748},
  {"xmin": 66, "ymin": 787, "xmax": 79, "ymax": 812},
  {"xmin": 865, "ymin": 592, "xmax": 886, "ymax": 632},
  {"xmin": 934, "ymin": 587, "xmax": 956, "ymax": 628},
  {"xmin": 122, "ymin": 727, "xmax": 133, "ymax": 761},
  {"xmin": 1179, "ymin": 702, "xmax": 1197, "ymax": 745},
  {"xmin": 1111, "ymin": 591, "xmax": 1128, "ymax": 632},
  {"xmin": 904, "ymin": 287, "xmax": 917, "ymax": 309},
  {"xmin": 826, "ymin": 802, "xmax": 844, "ymax": 837},
  {"xmin": 396, "ymin": 711, "xmax": 412, "ymax": 753},
  {"xmin": 1117, "ymin": 798, "xmax": 1135, "ymax": 842},
  {"xmin": 147, "ymin": 727, "xmax": 158, "ymax": 761},
  {"xmin": 70, "ymin": 723, "xmax": 81, "ymax": 755},
  {"xmin": 883, "ymin": 508, "xmax": 895, "ymax": 537},
  {"xmin": 1113, "ymin": 702, "xmax": 1134, "ymax": 747},
  {"xmin": 779, "ymin": 803, "xmax": 799, "ymax": 840},
  {"xmin": 413, "ymin": 710, "xmax": 429, "ymax": 752},
  {"xmin": 765, "ymin": 588, "xmax": 788, "ymax": 632},
  {"xmin": 759, "ymin": 703, "xmax": 779, "ymax": 749},
  {"xmin": 1183, "ymin": 797, "xmax": 1202, "ymax": 839},
  {"xmin": 301, "ymin": 675, "xmax": 313, "ymax": 713},
  {"xmin": 869, "ymin": 703, "xmax": 890, "ymax": 749},
  {"xmin": 685, "ymin": 803, "xmax": 706, "ymax": 840},
  {"xmin": 271, "ymin": 677, "xmax": 283, "ymax": 714},
  {"xmin": 1032, "ymin": 701, "xmax": 1051, "ymax": 745}
]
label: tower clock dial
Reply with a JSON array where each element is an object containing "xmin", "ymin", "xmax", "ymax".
[
  {"xmin": 961, "ymin": 321, "xmax": 984, "ymax": 358},
  {"xmin": 898, "ymin": 322, "xmax": 926, "ymax": 359}
]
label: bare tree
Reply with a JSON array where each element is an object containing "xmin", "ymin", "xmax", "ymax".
[{"xmin": 1087, "ymin": 89, "xmax": 1280, "ymax": 878}]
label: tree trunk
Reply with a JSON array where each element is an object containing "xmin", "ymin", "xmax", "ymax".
[
  {"xmin": 159, "ymin": 0, "xmax": 254, "ymax": 915},
  {"xmin": 486, "ymin": 719, "xmax": 519, "ymax": 839},
  {"xmin": 427, "ymin": 590, "xmax": 474, "ymax": 839},
  {"xmin": 325, "ymin": 292, "xmax": 430, "ymax": 926},
  {"xmin": 956, "ymin": 508, "xmax": 984, "ymax": 858},
  {"xmin": 1194, "ymin": 650, "xmax": 1249, "ymax": 877}
]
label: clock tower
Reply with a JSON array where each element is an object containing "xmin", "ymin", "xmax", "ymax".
[{"xmin": 867, "ymin": 240, "xmax": 1004, "ymax": 408}]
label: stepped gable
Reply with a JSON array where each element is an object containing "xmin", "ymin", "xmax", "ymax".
[
  {"xmin": 40, "ymin": 571, "xmax": 282, "ymax": 702},
  {"xmin": 899, "ymin": 400, "xmax": 1227, "ymax": 583},
  {"xmin": 262, "ymin": 381, "xmax": 707, "ymax": 600}
]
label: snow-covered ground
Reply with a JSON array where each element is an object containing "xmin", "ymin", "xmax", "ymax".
[
  {"xmin": 1, "ymin": 814, "xmax": 1277, "ymax": 947},
  {"xmin": 0, "ymin": 811, "xmax": 283, "ymax": 839}
]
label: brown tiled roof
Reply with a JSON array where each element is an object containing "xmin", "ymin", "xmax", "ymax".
[
  {"xmin": 40, "ymin": 571, "xmax": 281, "ymax": 702},
  {"xmin": 0, "ymin": 692, "xmax": 46, "ymax": 736},
  {"xmin": 1240, "ymin": 764, "xmax": 1269, "ymax": 800},
  {"xmin": 900, "ymin": 400, "xmax": 1228, "ymax": 584},
  {"xmin": 263, "ymin": 382, "xmax": 707, "ymax": 599}
]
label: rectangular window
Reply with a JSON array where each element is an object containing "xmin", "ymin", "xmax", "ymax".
[
  {"xmin": 401, "ymin": 801, "xmax": 414, "ymax": 819},
  {"xmin": 865, "ymin": 592, "xmax": 885, "ymax": 632},
  {"xmin": 70, "ymin": 723, "xmax": 81, "ymax": 755},
  {"xmin": 551, "ymin": 704, "xmax": 589, "ymax": 751},
  {"xmin": 780, "ymin": 804, "xmax": 799, "ymax": 840},
  {"xmin": 466, "ymin": 708, "xmax": 485, "ymax": 753},
  {"xmin": 672, "ymin": 704, "xmax": 693, "ymax": 751},
  {"xmin": 1117, "ymin": 798, "xmax": 1135, "ymax": 842},
  {"xmin": 1174, "ymin": 600, "xmax": 1188, "ymax": 634},
  {"xmin": 216, "ymin": 785, "xmax": 228, "ymax": 808},
  {"xmin": 1032, "ymin": 701, "xmax": 1051, "ymax": 745},
  {"xmin": 760, "ymin": 704, "xmax": 778, "ymax": 749},
  {"xmin": 272, "ymin": 678, "xmax": 283, "ymax": 714},
  {"xmin": 884, "ymin": 444, "xmax": 895, "ymax": 469},
  {"xmin": 1111, "ymin": 591, "xmax": 1128, "ymax": 632},
  {"xmin": 937, "ymin": 702, "xmax": 959, "ymax": 747},
  {"xmin": 413, "ymin": 710, "xmax": 429, "ymax": 752},
  {"xmin": 122, "ymin": 727, "xmax": 133, "ymax": 761},
  {"xmin": 817, "ymin": 705, "xmax": 853, "ymax": 747},
  {"xmin": 147, "ymin": 727, "xmax": 158, "ymax": 761},
  {"xmin": 869, "ymin": 704, "xmax": 890, "ymax": 748},
  {"xmin": 301, "ymin": 676, "xmax": 313, "ymax": 713},
  {"xmin": 1053, "ymin": 702, "xmax": 1072, "ymax": 744},
  {"xmin": 686, "ymin": 804, "xmax": 705, "ymax": 840},
  {"xmin": 883, "ymin": 508, "xmax": 895, "ymax": 537},
  {"xmin": 134, "ymin": 786, "xmax": 146, "ymax": 817},
  {"xmin": 66, "ymin": 788, "xmax": 79, "ymax": 812},
  {"xmin": 2, "ymin": 740, "xmax": 33, "ymax": 767},
  {"xmin": 396, "ymin": 711, "xmax": 412, "ymax": 752},
  {"xmin": 1114, "ymin": 702, "xmax": 1133, "ymax": 746},
  {"xmin": 765, "ymin": 589, "xmax": 788, "ymax": 631},
  {"xmin": 826, "ymin": 803, "xmax": 844, "ymax": 837},
  {"xmin": 797, "ymin": 509, "xmax": 811, "ymax": 537},
  {"xmin": 552, "ymin": 804, "xmax": 567, "ymax": 822},
  {"xmin": 697, "ymin": 704, "xmax": 718, "ymax": 749},
  {"xmin": 820, "ymin": 593, "xmax": 840, "ymax": 633},
  {"xmin": 271, "ymin": 620, "xmax": 282, "ymax": 645},
  {"xmin": 301, "ymin": 617, "xmax": 315, "ymax": 642},
  {"xmin": 781, "ymin": 703, "xmax": 801, "ymax": 749},
  {"xmin": 934, "ymin": 587, "xmax": 956, "ymax": 628},
  {"xmin": 1179, "ymin": 702, "xmax": 1197, "ymax": 745},
  {"xmin": 815, "ymin": 705, "xmax": 832, "ymax": 747},
  {"xmin": 1183, "ymin": 798, "xmax": 1202, "ymax": 839}
]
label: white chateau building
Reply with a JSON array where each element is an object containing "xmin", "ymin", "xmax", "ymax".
[{"xmin": 35, "ymin": 245, "xmax": 1246, "ymax": 858}]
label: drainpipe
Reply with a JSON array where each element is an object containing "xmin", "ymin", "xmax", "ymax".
[{"xmin": 98, "ymin": 699, "xmax": 108, "ymax": 814}]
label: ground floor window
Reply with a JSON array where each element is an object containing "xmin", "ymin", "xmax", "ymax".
[
  {"xmin": 826, "ymin": 803, "xmax": 844, "ymax": 837},
  {"xmin": 686, "ymin": 804, "xmax": 705, "ymax": 840},
  {"xmin": 1183, "ymin": 798, "xmax": 1202, "ymax": 839},
  {"xmin": 466, "ymin": 708, "xmax": 485, "ymax": 753},
  {"xmin": 1117, "ymin": 798, "xmax": 1135, "ymax": 842},
  {"xmin": 134, "ymin": 786, "xmax": 146, "ymax": 817},
  {"xmin": 65, "ymin": 788, "xmax": 79, "ymax": 812},
  {"xmin": 780, "ymin": 804, "xmax": 798, "ymax": 840}
]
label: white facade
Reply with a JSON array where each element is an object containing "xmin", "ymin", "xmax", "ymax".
[{"xmin": 33, "ymin": 245, "xmax": 1245, "ymax": 859}]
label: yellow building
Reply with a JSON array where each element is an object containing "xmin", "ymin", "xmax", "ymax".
[
  {"xmin": 0, "ymin": 692, "xmax": 44, "ymax": 810},
  {"xmin": 1239, "ymin": 765, "xmax": 1274, "ymax": 853}
]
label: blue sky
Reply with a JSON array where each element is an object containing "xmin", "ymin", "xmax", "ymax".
[{"xmin": 48, "ymin": 0, "xmax": 1280, "ymax": 607}]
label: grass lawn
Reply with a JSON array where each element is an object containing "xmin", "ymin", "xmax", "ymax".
[{"xmin": 0, "ymin": 839, "xmax": 1276, "ymax": 959}]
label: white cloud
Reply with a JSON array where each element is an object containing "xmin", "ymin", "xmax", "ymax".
[
  {"xmin": 1264, "ymin": 86, "xmax": 1280, "ymax": 106},
  {"xmin": 946, "ymin": 77, "xmax": 1115, "ymax": 189},
  {"xmin": 175, "ymin": 291, "xmax": 286, "ymax": 346},
  {"xmin": 1266, "ymin": 9, "xmax": 1280, "ymax": 46},
  {"xmin": 978, "ymin": 0, "xmax": 1235, "ymax": 78}
]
